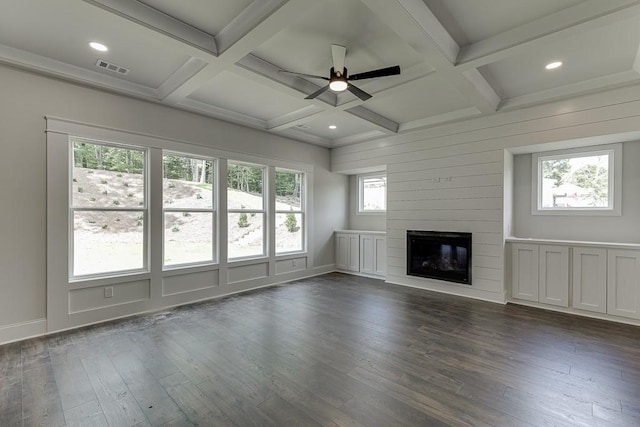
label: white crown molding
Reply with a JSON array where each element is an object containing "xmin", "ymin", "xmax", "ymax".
[
  {"xmin": 456, "ymin": 0, "xmax": 640, "ymax": 70},
  {"xmin": 179, "ymin": 98, "xmax": 268, "ymax": 130},
  {"xmin": 499, "ymin": 70, "xmax": 640, "ymax": 110},
  {"xmin": 399, "ymin": 107, "xmax": 482, "ymax": 133},
  {"xmin": 0, "ymin": 43, "xmax": 159, "ymax": 99}
]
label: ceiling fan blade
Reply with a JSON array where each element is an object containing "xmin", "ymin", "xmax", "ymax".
[
  {"xmin": 347, "ymin": 83, "xmax": 372, "ymax": 101},
  {"xmin": 349, "ymin": 65, "xmax": 401, "ymax": 81},
  {"xmin": 331, "ymin": 44, "xmax": 346, "ymax": 75},
  {"xmin": 279, "ymin": 70, "xmax": 329, "ymax": 80},
  {"xmin": 305, "ymin": 85, "xmax": 330, "ymax": 100}
]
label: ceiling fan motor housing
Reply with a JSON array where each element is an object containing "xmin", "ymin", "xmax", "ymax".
[{"xmin": 329, "ymin": 67, "xmax": 348, "ymax": 92}]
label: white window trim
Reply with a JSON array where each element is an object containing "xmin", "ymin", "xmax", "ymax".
[
  {"xmin": 531, "ymin": 143, "xmax": 622, "ymax": 216},
  {"xmin": 162, "ymin": 151, "xmax": 218, "ymax": 270},
  {"xmin": 275, "ymin": 168, "xmax": 306, "ymax": 255},
  {"xmin": 227, "ymin": 161, "xmax": 268, "ymax": 262},
  {"xmin": 358, "ymin": 172, "xmax": 387, "ymax": 214}
]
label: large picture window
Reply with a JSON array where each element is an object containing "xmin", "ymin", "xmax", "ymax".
[
  {"xmin": 532, "ymin": 144, "xmax": 621, "ymax": 215},
  {"xmin": 163, "ymin": 152, "xmax": 216, "ymax": 267},
  {"xmin": 358, "ymin": 172, "xmax": 387, "ymax": 213},
  {"xmin": 71, "ymin": 139, "xmax": 147, "ymax": 277},
  {"xmin": 227, "ymin": 162, "xmax": 266, "ymax": 260},
  {"xmin": 275, "ymin": 168, "xmax": 304, "ymax": 254}
]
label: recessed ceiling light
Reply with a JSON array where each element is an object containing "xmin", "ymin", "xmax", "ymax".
[
  {"xmin": 329, "ymin": 125, "xmax": 337, "ymax": 130},
  {"xmin": 545, "ymin": 61, "xmax": 562, "ymax": 70},
  {"xmin": 89, "ymin": 42, "xmax": 108, "ymax": 52}
]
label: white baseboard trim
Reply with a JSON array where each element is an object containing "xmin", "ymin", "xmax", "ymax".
[
  {"xmin": 384, "ymin": 278, "xmax": 507, "ymax": 305},
  {"xmin": 313, "ymin": 264, "xmax": 336, "ymax": 275},
  {"xmin": 508, "ymin": 299, "xmax": 640, "ymax": 327},
  {"xmin": 0, "ymin": 269, "xmax": 339, "ymax": 346},
  {"xmin": 0, "ymin": 318, "xmax": 47, "ymax": 345}
]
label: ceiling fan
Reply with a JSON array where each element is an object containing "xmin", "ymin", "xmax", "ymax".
[{"xmin": 279, "ymin": 44, "xmax": 401, "ymax": 101}]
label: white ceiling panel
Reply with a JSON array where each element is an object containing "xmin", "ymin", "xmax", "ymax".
[
  {"xmin": 479, "ymin": 18, "xmax": 640, "ymax": 99},
  {"xmin": 139, "ymin": 0, "xmax": 253, "ymax": 36},
  {"xmin": 424, "ymin": 0, "xmax": 586, "ymax": 46},
  {"xmin": 291, "ymin": 111, "xmax": 376, "ymax": 141},
  {"xmin": 251, "ymin": 0, "xmax": 424, "ymax": 80},
  {"xmin": 189, "ymin": 71, "xmax": 310, "ymax": 121},
  {"xmin": 363, "ymin": 75, "xmax": 471, "ymax": 123},
  {"xmin": 0, "ymin": 0, "xmax": 190, "ymax": 88}
]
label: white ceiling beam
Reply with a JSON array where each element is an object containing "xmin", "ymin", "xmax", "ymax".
[
  {"xmin": 215, "ymin": 0, "xmax": 289, "ymax": 54},
  {"xmin": 359, "ymin": 0, "xmax": 500, "ymax": 113},
  {"xmin": 157, "ymin": 57, "xmax": 208, "ymax": 100},
  {"xmin": 82, "ymin": 0, "xmax": 217, "ymax": 55},
  {"xmin": 346, "ymin": 106, "xmax": 399, "ymax": 133},
  {"xmin": 456, "ymin": 0, "xmax": 640, "ymax": 71}
]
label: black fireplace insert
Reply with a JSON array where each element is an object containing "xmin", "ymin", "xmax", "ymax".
[{"xmin": 407, "ymin": 230, "xmax": 471, "ymax": 285}]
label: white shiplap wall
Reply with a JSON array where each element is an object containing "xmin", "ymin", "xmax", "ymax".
[{"xmin": 332, "ymin": 83, "xmax": 640, "ymax": 303}]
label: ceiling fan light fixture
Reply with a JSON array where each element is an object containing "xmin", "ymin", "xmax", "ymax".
[{"xmin": 329, "ymin": 79, "xmax": 348, "ymax": 92}]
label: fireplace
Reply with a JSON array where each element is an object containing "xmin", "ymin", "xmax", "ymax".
[{"xmin": 407, "ymin": 230, "xmax": 472, "ymax": 285}]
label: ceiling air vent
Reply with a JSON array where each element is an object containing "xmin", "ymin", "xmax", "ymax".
[
  {"xmin": 96, "ymin": 59, "xmax": 130, "ymax": 75},
  {"xmin": 294, "ymin": 124, "xmax": 311, "ymax": 130}
]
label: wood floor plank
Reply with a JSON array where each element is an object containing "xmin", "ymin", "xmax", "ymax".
[
  {"xmin": 3, "ymin": 273, "xmax": 640, "ymax": 426},
  {"xmin": 22, "ymin": 363, "xmax": 66, "ymax": 427}
]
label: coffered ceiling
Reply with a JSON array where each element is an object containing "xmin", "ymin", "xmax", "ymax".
[{"xmin": 2, "ymin": 0, "xmax": 640, "ymax": 147}]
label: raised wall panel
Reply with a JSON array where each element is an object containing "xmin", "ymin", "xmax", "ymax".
[
  {"xmin": 607, "ymin": 250, "xmax": 640, "ymax": 319},
  {"xmin": 69, "ymin": 280, "xmax": 150, "ymax": 314},
  {"xmin": 572, "ymin": 247, "xmax": 607, "ymax": 313},
  {"xmin": 275, "ymin": 257, "xmax": 307, "ymax": 275},
  {"xmin": 374, "ymin": 236, "xmax": 387, "ymax": 276},
  {"xmin": 511, "ymin": 243, "xmax": 539, "ymax": 302},
  {"xmin": 360, "ymin": 235, "xmax": 375, "ymax": 275},
  {"xmin": 162, "ymin": 270, "xmax": 219, "ymax": 296},
  {"xmin": 539, "ymin": 245, "xmax": 569, "ymax": 307},
  {"xmin": 348, "ymin": 234, "xmax": 360, "ymax": 272},
  {"xmin": 228, "ymin": 262, "xmax": 269, "ymax": 284},
  {"xmin": 336, "ymin": 233, "xmax": 349, "ymax": 270}
]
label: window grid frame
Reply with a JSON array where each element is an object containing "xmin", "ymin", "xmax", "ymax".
[
  {"xmin": 227, "ymin": 161, "xmax": 267, "ymax": 261},
  {"xmin": 69, "ymin": 138, "xmax": 149, "ymax": 280},
  {"xmin": 358, "ymin": 172, "xmax": 387, "ymax": 214},
  {"xmin": 162, "ymin": 151, "xmax": 218, "ymax": 269},
  {"xmin": 275, "ymin": 168, "xmax": 306, "ymax": 255}
]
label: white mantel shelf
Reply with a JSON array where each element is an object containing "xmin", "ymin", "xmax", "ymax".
[
  {"xmin": 335, "ymin": 230, "xmax": 386, "ymax": 236},
  {"xmin": 506, "ymin": 237, "xmax": 640, "ymax": 250}
]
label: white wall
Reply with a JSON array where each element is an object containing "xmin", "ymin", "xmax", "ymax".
[
  {"xmin": 332, "ymin": 83, "xmax": 640, "ymax": 303},
  {"xmin": 512, "ymin": 142, "xmax": 640, "ymax": 242},
  {"xmin": 0, "ymin": 64, "xmax": 347, "ymax": 342},
  {"xmin": 347, "ymin": 175, "xmax": 386, "ymax": 231}
]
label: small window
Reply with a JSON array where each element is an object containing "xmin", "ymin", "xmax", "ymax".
[
  {"xmin": 227, "ymin": 162, "xmax": 266, "ymax": 260},
  {"xmin": 532, "ymin": 144, "xmax": 621, "ymax": 215},
  {"xmin": 163, "ymin": 152, "xmax": 216, "ymax": 267},
  {"xmin": 358, "ymin": 173, "xmax": 387, "ymax": 213},
  {"xmin": 275, "ymin": 168, "xmax": 305, "ymax": 254}
]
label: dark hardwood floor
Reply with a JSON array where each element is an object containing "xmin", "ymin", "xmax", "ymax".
[{"xmin": 2, "ymin": 273, "xmax": 640, "ymax": 426}]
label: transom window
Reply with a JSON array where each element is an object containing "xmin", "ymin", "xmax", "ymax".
[
  {"xmin": 163, "ymin": 152, "xmax": 216, "ymax": 267},
  {"xmin": 358, "ymin": 172, "xmax": 387, "ymax": 213},
  {"xmin": 70, "ymin": 139, "xmax": 147, "ymax": 277},
  {"xmin": 227, "ymin": 162, "xmax": 266, "ymax": 259},
  {"xmin": 532, "ymin": 144, "xmax": 621, "ymax": 215}
]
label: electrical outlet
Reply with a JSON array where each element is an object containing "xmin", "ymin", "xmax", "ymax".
[
  {"xmin": 292, "ymin": 259, "xmax": 297, "ymax": 267},
  {"xmin": 104, "ymin": 286, "xmax": 114, "ymax": 298}
]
